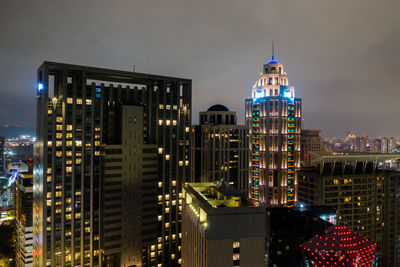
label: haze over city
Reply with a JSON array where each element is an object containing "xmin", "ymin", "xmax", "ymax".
[{"xmin": 1, "ymin": 0, "xmax": 400, "ymax": 137}]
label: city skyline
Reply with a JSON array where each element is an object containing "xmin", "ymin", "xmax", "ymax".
[{"xmin": 1, "ymin": 0, "xmax": 400, "ymax": 137}]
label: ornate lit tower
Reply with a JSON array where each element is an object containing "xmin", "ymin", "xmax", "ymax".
[{"xmin": 245, "ymin": 50, "xmax": 301, "ymax": 207}]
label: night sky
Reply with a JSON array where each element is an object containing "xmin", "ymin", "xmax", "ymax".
[{"xmin": 1, "ymin": 0, "xmax": 399, "ymax": 138}]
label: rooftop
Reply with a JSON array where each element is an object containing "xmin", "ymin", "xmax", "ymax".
[{"xmin": 207, "ymin": 104, "xmax": 230, "ymax": 112}]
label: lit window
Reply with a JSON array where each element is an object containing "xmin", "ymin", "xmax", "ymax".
[
  {"xmin": 158, "ymin": 215, "xmax": 162, "ymax": 221},
  {"xmin": 165, "ymin": 194, "xmax": 170, "ymax": 200},
  {"xmin": 66, "ymin": 141, "xmax": 72, "ymax": 147},
  {"xmin": 86, "ymin": 99, "xmax": 92, "ymax": 105},
  {"xmin": 67, "ymin": 98, "xmax": 73, "ymax": 104},
  {"xmin": 95, "ymin": 127, "xmax": 101, "ymax": 131},
  {"xmin": 56, "ymin": 151, "xmax": 62, "ymax": 157},
  {"xmin": 179, "ymin": 161, "xmax": 183, "ymax": 166},
  {"xmin": 66, "ymin": 133, "xmax": 72, "ymax": 138},
  {"xmin": 66, "ymin": 125, "xmax": 72, "ymax": 131},
  {"xmin": 158, "ymin": 182, "xmax": 162, "ymax": 188},
  {"xmin": 165, "ymin": 223, "xmax": 170, "ymax": 228},
  {"xmin": 48, "ymin": 109, "xmax": 52, "ymax": 114},
  {"xmin": 151, "ymin": 245, "xmax": 156, "ymax": 251},
  {"xmin": 95, "ymin": 141, "xmax": 100, "ymax": 146},
  {"xmin": 159, "ymin": 120, "xmax": 163, "ymax": 126},
  {"xmin": 75, "ymin": 213, "xmax": 81, "ymax": 219},
  {"xmin": 76, "ymin": 140, "xmax": 82, "ymax": 146},
  {"xmin": 94, "ymin": 151, "xmax": 100, "ymax": 156},
  {"xmin": 56, "ymin": 125, "xmax": 62, "ymax": 131},
  {"xmin": 158, "ymin": 148, "xmax": 163, "ymax": 154},
  {"xmin": 185, "ymin": 160, "xmax": 189, "ymax": 166},
  {"xmin": 172, "ymin": 180, "xmax": 176, "ymax": 186},
  {"xmin": 56, "ymin": 141, "xmax": 62, "ymax": 147},
  {"xmin": 55, "ymin": 191, "xmax": 62, "ymax": 197},
  {"xmin": 165, "ymin": 155, "xmax": 170, "ymax": 160},
  {"xmin": 185, "ymin": 127, "xmax": 190, "ymax": 133},
  {"xmin": 166, "ymin": 120, "xmax": 171, "ymax": 126},
  {"xmin": 66, "ymin": 167, "xmax": 72, "ymax": 173},
  {"xmin": 166, "ymin": 105, "xmax": 171, "ymax": 110},
  {"xmin": 171, "ymin": 254, "xmax": 175, "ymax": 260},
  {"xmin": 173, "ymin": 105, "xmax": 177, "ymax": 110},
  {"xmin": 159, "ymin": 104, "xmax": 164, "ymax": 109},
  {"xmin": 165, "ymin": 208, "xmax": 170, "ymax": 213},
  {"xmin": 173, "ymin": 120, "xmax": 177, "ymax": 126},
  {"xmin": 56, "ymin": 117, "xmax": 63, "ymax": 123},
  {"xmin": 158, "ymin": 195, "xmax": 163, "ymax": 201},
  {"xmin": 47, "ymin": 176, "xmax": 51, "ymax": 182},
  {"xmin": 76, "ymin": 158, "xmax": 81, "ymax": 164},
  {"xmin": 77, "ymin": 98, "xmax": 82, "ymax": 104}
]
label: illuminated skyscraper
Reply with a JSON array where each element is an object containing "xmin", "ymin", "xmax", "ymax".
[
  {"xmin": 245, "ymin": 52, "xmax": 301, "ymax": 207},
  {"xmin": 33, "ymin": 62, "xmax": 191, "ymax": 266}
]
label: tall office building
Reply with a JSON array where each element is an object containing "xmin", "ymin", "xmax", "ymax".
[
  {"xmin": 33, "ymin": 62, "xmax": 191, "ymax": 266},
  {"xmin": 16, "ymin": 160, "xmax": 34, "ymax": 266},
  {"xmin": 300, "ymin": 130, "xmax": 322, "ymax": 167},
  {"xmin": 245, "ymin": 54, "xmax": 301, "ymax": 207},
  {"xmin": 192, "ymin": 105, "xmax": 249, "ymax": 192},
  {"xmin": 182, "ymin": 182, "xmax": 265, "ymax": 267},
  {"xmin": 0, "ymin": 136, "xmax": 5, "ymax": 175},
  {"xmin": 298, "ymin": 155, "xmax": 400, "ymax": 266}
]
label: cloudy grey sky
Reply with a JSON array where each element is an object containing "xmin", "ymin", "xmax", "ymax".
[{"xmin": 1, "ymin": 0, "xmax": 399, "ymax": 138}]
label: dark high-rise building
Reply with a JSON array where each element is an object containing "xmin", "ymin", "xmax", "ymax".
[
  {"xmin": 192, "ymin": 105, "xmax": 249, "ymax": 192},
  {"xmin": 298, "ymin": 155, "xmax": 400, "ymax": 266},
  {"xmin": 33, "ymin": 62, "xmax": 191, "ymax": 266},
  {"xmin": 245, "ymin": 55, "xmax": 302, "ymax": 206},
  {"xmin": 0, "ymin": 136, "xmax": 5, "ymax": 175},
  {"xmin": 300, "ymin": 130, "xmax": 322, "ymax": 167}
]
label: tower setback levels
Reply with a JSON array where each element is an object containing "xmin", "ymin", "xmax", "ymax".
[{"xmin": 245, "ymin": 54, "xmax": 302, "ymax": 207}]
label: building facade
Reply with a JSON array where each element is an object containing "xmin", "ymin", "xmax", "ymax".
[
  {"xmin": 245, "ymin": 56, "xmax": 301, "ymax": 207},
  {"xmin": 300, "ymin": 130, "xmax": 322, "ymax": 167},
  {"xmin": 16, "ymin": 161, "xmax": 34, "ymax": 266},
  {"xmin": 192, "ymin": 105, "xmax": 249, "ymax": 192},
  {"xmin": 33, "ymin": 62, "xmax": 191, "ymax": 266},
  {"xmin": 182, "ymin": 182, "xmax": 265, "ymax": 267},
  {"xmin": 298, "ymin": 155, "xmax": 400, "ymax": 266}
]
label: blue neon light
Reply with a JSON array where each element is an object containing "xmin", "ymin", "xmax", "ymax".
[
  {"xmin": 253, "ymin": 90, "xmax": 264, "ymax": 100},
  {"xmin": 284, "ymin": 91, "xmax": 292, "ymax": 98},
  {"xmin": 38, "ymin": 82, "xmax": 44, "ymax": 92},
  {"xmin": 8, "ymin": 170, "xmax": 18, "ymax": 187}
]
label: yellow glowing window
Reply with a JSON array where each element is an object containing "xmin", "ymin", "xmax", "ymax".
[
  {"xmin": 333, "ymin": 179, "xmax": 339, "ymax": 185},
  {"xmin": 165, "ymin": 223, "xmax": 170, "ymax": 228},
  {"xmin": 56, "ymin": 151, "xmax": 62, "ymax": 157},
  {"xmin": 165, "ymin": 208, "xmax": 170, "ymax": 213},
  {"xmin": 166, "ymin": 105, "xmax": 171, "ymax": 110},
  {"xmin": 67, "ymin": 98, "xmax": 73, "ymax": 104},
  {"xmin": 172, "ymin": 200, "xmax": 176, "ymax": 206},
  {"xmin": 159, "ymin": 104, "xmax": 164, "ymax": 109},
  {"xmin": 56, "ymin": 133, "xmax": 62, "ymax": 139},
  {"xmin": 173, "ymin": 120, "xmax": 177, "ymax": 126},
  {"xmin": 75, "ymin": 191, "xmax": 81, "ymax": 196},
  {"xmin": 75, "ymin": 213, "xmax": 81, "ymax": 219},
  {"xmin": 66, "ymin": 207, "xmax": 71, "ymax": 212},
  {"xmin": 66, "ymin": 151, "xmax": 72, "ymax": 156},
  {"xmin": 56, "ymin": 141, "xmax": 62, "ymax": 147},
  {"xmin": 66, "ymin": 214, "xmax": 71, "ymax": 220},
  {"xmin": 76, "ymin": 158, "xmax": 81, "ymax": 164},
  {"xmin": 47, "ymin": 176, "xmax": 51, "ymax": 182},
  {"xmin": 158, "ymin": 148, "xmax": 163, "ymax": 154},
  {"xmin": 48, "ymin": 109, "xmax": 52, "ymax": 114},
  {"xmin": 185, "ymin": 160, "xmax": 189, "ymax": 166},
  {"xmin": 85, "ymin": 227, "xmax": 90, "ymax": 233},
  {"xmin": 66, "ymin": 167, "xmax": 72, "ymax": 173},
  {"xmin": 56, "ymin": 209, "xmax": 61, "ymax": 214},
  {"xmin": 56, "ymin": 125, "xmax": 62, "ymax": 131},
  {"xmin": 66, "ymin": 160, "xmax": 72, "ymax": 165},
  {"xmin": 158, "ymin": 244, "xmax": 162, "ymax": 250},
  {"xmin": 171, "ymin": 254, "xmax": 175, "ymax": 260},
  {"xmin": 95, "ymin": 141, "xmax": 100, "ymax": 146},
  {"xmin": 179, "ymin": 199, "xmax": 182, "ymax": 205},
  {"xmin": 179, "ymin": 233, "xmax": 182, "ymax": 238},
  {"xmin": 77, "ymin": 98, "xmax": 82, "ymax": 104},
  {"xmin": 86, "ymin": 99, "xmax": 92, "ymax": 105},
  {"xmin": 66, "ymin": 231, "xmax": 71, "ymax": 236},
  {"xmin": 165, "ymin": 155, "xmax": 170, "ymax": 160},
  {"xmin": 56, "ymin": 117, "xmax": 63, "ymax": 123},
  {"xmin": 165, "ymin": 194, "xmax": 170, "ymax": 200},
  {"xmin": 95, "ymin": 134, "xmax": 100, "ymax": 139},
  {"xmin": 158, "ymin": 195, "xmax": 163, "ymax": 201},
  {"xmin": 76, "ymin": 140, "xmax": 82, "ymax": 146},
  {"xmin": 185, "ymin": 127, "xmax": 190, "ymax": 133},
  {"xmin": 94, "ymin": 151, "xmax": 100, "ymax": 156},
  {"xmin": 159, "ymin": 120, "xmax": 163, "ymax": 126},
  {"xmin": 66, "ymin": 133, "xmax": 72, "ymax": 138},
  {"xmin": 47, "ymin": 200, "xmax": 51, "ymax": 206},
  {"xmin": 55, "ymin": 191, "xmax": 62, "ymax": 197},
  {"xmin": 151, "ymin": 252, "xmax": 155, "ymax": 258},
  {"xmin": 179, "ymin": 206, "xmax": 182, "ymax": 212},
  {"xmin": 178, "ymin": 259, "xmax": 181, "ymax": 264},
  {"xmin": 179, "ymin": 161, "xmax": 183, "ymax": 166},
  {"xmin": 46, "ymin": 227, "xmax": 51, "ymax": 231},
  {"xmin": 158, "ymin": 182, "xmax": 162, "ymax": 188},
  {"xmin": 85, "ymin": 143, "xmax": 91, "ymax": 147},
  {"xmin": 172, "ymin": 180, "xmax": 176, "ymax": 186},
  {"xmin": 158, "ymin": 215, "xmax": 162, "ymax": 221},
  {"xmin": 47, "ymin": 168, "xmax": 52, "ymax": 174},
  {"xmin": 344, "ymin": 197, "xmax": 351, "ymax": 203},
  {"xmin": 166, "ymin": 120, "xmax": 171, "ymax": 126},
  {"xmin": 66, "ymin": 125, "xmax": 72, "ymax": 131},
  {"xmin": 151, "ymin": 245, "xmax": 156, "ymax": 251}
]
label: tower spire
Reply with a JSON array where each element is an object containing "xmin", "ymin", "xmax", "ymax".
[{"xmin": 272, "ymin": 41, "xmax": 275, "ymax": 60}]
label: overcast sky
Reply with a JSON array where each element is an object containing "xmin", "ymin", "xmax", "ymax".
[{"xmin": 1, "ymin": 0, "xmax": 399, "ymax": 138}]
